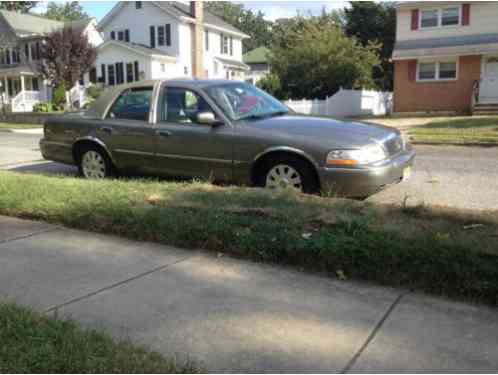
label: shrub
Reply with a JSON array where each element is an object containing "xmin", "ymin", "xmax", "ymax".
[
  {"xmin": 32, "ymin": 102, "xmax": 53, "ymax": 113},
  {"xmin": 52, "ymin": 83, "xmax": 66, "ymax": 111},
  {"xmin": 256, "ymin": 73, "xmax": 282, "ymax": 99},
  {"xmin": 86, "ymin": 84, "xmax": 103, "ymax": 100}
]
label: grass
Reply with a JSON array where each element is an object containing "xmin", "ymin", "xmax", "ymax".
[
  {"xmin": 408, "ymin": 116, "xmax": 498, "ymax": 144},
  {"xmin": 1, "ymin": 171, "xmax": 498, "ymax": 306},
  {"xmin": 0, "ymin": 122, "xmax": 43, "ymax": 129},
  {"xmin": 0, "ymin": 301, "xmax": 197, "ymax": 373}
]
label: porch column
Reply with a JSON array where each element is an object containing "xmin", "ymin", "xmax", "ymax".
[
  {"xmin": 20, "ymin": 75, "xmax": 25, "ymax": 92},
  {"xmin": 3, "ymin": 77, "xmax": 7, "ymax": 99}
]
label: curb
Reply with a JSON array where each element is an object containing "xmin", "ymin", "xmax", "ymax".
[{"xmin": 411, "ymin": 140, "xmax": 498, "ymax": 148}]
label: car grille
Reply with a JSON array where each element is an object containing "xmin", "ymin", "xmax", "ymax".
[{"xmin": 384, "ymin": 135, "xmax": 404, "ymax": 156}]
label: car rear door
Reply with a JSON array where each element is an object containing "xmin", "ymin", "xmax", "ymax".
[
  {"xmin": 153, "ymin": 85, "xmax": 234, "ymax": 181},
  {"xmin": 97, "ymin": 86, "xmax": 157, "ymax": 173}
]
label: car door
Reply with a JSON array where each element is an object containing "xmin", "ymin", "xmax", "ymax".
[
  {"xmin": 153, "ymin": 86, "xmax": 234, "ymax": 181},
  {"xmin": 97, "ymin": 86, "xmax": 157, "ymax": 173}
]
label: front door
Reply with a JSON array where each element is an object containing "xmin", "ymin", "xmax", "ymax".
[
  {"xmin": 154, "ymin": 86, "xmax": 233, "ymax": 181},
  {"xmin": 480, "ymin": 56, "xmax": 498, "ymax": 103}
]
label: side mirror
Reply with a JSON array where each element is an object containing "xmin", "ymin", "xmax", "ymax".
[{"xmin": 197, "ymin": 111, "xmax": 221, "ymax": 126}]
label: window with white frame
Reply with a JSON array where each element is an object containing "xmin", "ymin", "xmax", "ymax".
[
  {"xmin": 420, "ymin": 6, "xmax": 460, "ymax": 29},
  {"xmin": 417, "ymin": 60, "xmax": 457, "ymax": 81}
]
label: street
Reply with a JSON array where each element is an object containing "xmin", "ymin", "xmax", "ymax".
[{"xmin": 2, "ymin": 131, "xmax": 498, "ymax": 211}]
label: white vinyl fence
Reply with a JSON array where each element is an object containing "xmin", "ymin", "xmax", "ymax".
[{"xmin": 284, "ymin": 88, "xmax": 393, "ymax": 118}]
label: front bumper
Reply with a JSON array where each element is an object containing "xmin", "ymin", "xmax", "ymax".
[{"xmin": 318, "ymin": 149, "xmax": 416, "ymax": 198}]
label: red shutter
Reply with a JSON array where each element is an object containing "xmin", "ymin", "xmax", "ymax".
[
  {"xmin": 408, "ymin": 60, "xmax": 417, "ymax": 82},
  {"xmin": 462, "ymin": 4, "xmax": 471, "ymax": 25},
  {"xmin": 411, "ymin": 9, "xmax": 419, "ymax": 30}
]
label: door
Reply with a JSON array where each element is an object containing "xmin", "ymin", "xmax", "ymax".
[
  {"xmin": 98, "ymin": 86, "xmax": 157, "ymax": 173},
  {"xmin": 481, "ymin": 56, "xmax": 498, "ymax": 102},
  {"xmin": 154, "ymin": 86, "xmax": 234, "ymax": 181}
]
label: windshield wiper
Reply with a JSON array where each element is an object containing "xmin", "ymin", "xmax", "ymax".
[{"xmin": 241, "ymin": 111, "xmax": 289, "ymax": 121}]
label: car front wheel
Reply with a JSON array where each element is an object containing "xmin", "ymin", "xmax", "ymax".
[
  {"xmin": 78, "ymin": 147, "xmax": 114, "ymax": 179},
  {"xmin": 257, "ymin": 155, "xmax": 319, "ymax": 194}
]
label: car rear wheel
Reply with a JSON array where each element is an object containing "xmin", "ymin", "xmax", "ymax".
[
  {"xmin": 257, "ymin": 155, "xmax": 319, "ymax": 194},
  {"xmin": 78, "ymin": 146, "xmax": 114, "ymax": 179}
]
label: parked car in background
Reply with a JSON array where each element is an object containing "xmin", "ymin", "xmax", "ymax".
[{"xmin": 40, "ymin": 79, "xmax": 415, "ymax": 198}]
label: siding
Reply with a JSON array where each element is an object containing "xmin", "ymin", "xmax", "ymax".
[{"xmin": 397, "ymin": 2, "xmax": 498, "ymax": 42}]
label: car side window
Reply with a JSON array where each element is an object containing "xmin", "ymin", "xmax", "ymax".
[
  {"xmin": 108, "ymin": 87, "xmax": 153, "ymax": 122},
  {"xmin": 161, "ymin": 87, "xmax": 217, "ymax": 124}
]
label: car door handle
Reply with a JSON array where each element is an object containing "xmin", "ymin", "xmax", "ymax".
[
  {"xmin": 101, "ymin": 127, "xmax": 113, "ymax": 134},
  {"xmin": 156, "ymin": 130, "xmax": 172, "ymax": 138}
]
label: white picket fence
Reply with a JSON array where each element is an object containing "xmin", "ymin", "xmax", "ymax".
[{"xmin": 284, "ymin": 88, "xmax": 393, "ymax": 118}]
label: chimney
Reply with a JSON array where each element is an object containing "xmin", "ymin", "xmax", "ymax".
[{"xmin": 190, "ymin": 1, "xmax": 205, "ymax": 78}]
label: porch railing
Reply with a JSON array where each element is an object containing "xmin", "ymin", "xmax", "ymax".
[{"xmin": 10, "ymin": 90, "xmax": 41, "ymax": 112}]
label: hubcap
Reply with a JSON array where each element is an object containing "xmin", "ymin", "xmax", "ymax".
[
  {"xmin": 82, "ymin": 151, "xmax": 106, "ymax": 178},
  {"xmin": 266, "ymin": 164, "xmax": 302, "ymax": 191}
]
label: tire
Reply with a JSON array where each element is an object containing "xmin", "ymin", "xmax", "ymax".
[
  {"xmin": 77, "ymin": 145, "xmax": 115, "ymax": 179},
  {"xmin": 256, "ymin": 155, "xmax": 319, "ymax": 194}
]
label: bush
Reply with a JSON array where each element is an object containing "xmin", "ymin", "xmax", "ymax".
[
  {"xmin": 52, "ymin": 83, "xmax": 66, "ymax": 111},
  {"xmin": 86, "ymin": 84, "xmax": 103, "ymax": 100},
  {"xmin": 256, "ymin": 73, "xmax": 282, "ymax": 99},
  {"xmin": 32, "ymin": 102, "xmax": 53, "ymax": 113}
]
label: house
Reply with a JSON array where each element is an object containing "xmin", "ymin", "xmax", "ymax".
[
  {"xmin": 392, "ymin": 2, "xmax": 498, "ymax": 114},
  {"xmin": 95, "ymin": 1, "xmax": 250, "ymax": 85},
  {"xmin": 243, "ymin": 46, "xmax": 270, "ymax": 85},
  {"xmin": 0, "ymin": 10, "xmax": 103, "ymax": 112}
]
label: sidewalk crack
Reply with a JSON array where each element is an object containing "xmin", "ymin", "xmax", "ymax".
[
  {"xmin": 43, "ymin": 255, "xmax": 195, "ymax": 315},
  {"xmin": 0, "ymin": 226, "xmax": 60, "ymax": 245},
  {"xmin": 341, "ymin": 291, "xmax": 407, "ymax": 373}
]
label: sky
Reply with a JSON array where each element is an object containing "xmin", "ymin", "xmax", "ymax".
[{"xmin": 33, "ymin": 1, "xmax": 349, "ymax": 22}]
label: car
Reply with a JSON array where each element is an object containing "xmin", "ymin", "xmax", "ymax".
[{"xmin": 40, "ymin": 79, "xmax": 415, "ymax": 198}]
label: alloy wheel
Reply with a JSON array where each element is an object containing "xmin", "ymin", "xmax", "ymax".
[
  {"xmin": 81, "ymin": 150, "xmax": 106, "ymax": 178},
  {"xmin": 265, "ymin": 164, "xmax": 303, "ymax": 191}
]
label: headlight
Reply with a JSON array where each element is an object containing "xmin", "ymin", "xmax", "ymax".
[{"xmin": 326, "ymin": 145, "xmax": 387, "ymax": 166}]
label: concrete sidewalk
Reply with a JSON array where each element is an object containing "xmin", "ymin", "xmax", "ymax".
[{"xmin": 1, "ymin": 215, "xmax": 497, "ymax": 373}]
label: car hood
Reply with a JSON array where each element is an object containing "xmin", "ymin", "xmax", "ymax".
[{"xmin": 245, "ymin": 115, "xmax": 398, "ymax": 148}]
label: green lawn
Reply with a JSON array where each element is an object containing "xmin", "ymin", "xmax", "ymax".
[
  {"xmin": 1, "ymin": 171, "xmax": 498, "ymax": 306},
  {"xmin": 408, "ymin": 116, "xmax": 498, "ymax": 144},
  {"xmin": 0, "ymin": 302, "xmax": 197, "ymax": 373},
  {"xmin": 0, "ymin": 122, "xmax": 43, "ymax": 129}
]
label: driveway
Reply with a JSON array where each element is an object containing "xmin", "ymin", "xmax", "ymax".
[
  {"xmin": 2, "ymin": 132, "xmax": 498, "ymax": 211},
  {"xmin": 1, "ymin": 215, "xmax": 498, "ymax": 372}
]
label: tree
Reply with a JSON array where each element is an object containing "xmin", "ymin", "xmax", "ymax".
[
  {"xmin": 0, "ymin": 1, "xmax": 38, "ymax": 13},
  {"xmin": 269, "ymin": 17, "xmax": 380, "ymax": 100},
  {"xmin": 38, "ymin": 27, "xmax": 96, "ymax": 107},
  {"xmin": 44, "ymin": 1, "xmax": 89, "ymax": 21},
  {"xmin": 205, "ymin": 1, "xmax": 272, "ymax": 52},
  {"xmin": 343, "ymin": 2, "xmax": 396, "ymax": 90}
]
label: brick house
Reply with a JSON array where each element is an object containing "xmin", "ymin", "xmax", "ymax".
[{"xmin": 392, "ymin": 2, "xmax": 498, "ymax": 114}]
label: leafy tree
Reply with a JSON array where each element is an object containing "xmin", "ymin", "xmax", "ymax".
[
  {"xmin": 343, "ymin": 2, "xmax": 396, "ymax": 90},
  {"xmin": 44, "ymin": 1, "xmax": 89, "ymax": 21},
  {"xmin": 269, "ymin": 17, "xmax": 380, "ymax": 100},
  {"xmin": 0, "ymin": 1, "xmax": 38, "ymax": 13},
  {"xmin": 38, "ymin": 26, "xmax": 96, "ymax": 100},
  {"xmin": 256, "ymin": 73, "xmax": 282, "ymax": 98},
  {"xmin": 205, "ymin": 1, "xmax": 272, "ymax": 52}
]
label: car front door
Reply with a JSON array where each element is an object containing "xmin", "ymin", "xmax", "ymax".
[
  {"xmin": 97, "ymin": 86, "xmax": 157, "ymax": 173},
  {"xmin": 153, "ymin": 86, "xmax": 234, "ymax": 181}
]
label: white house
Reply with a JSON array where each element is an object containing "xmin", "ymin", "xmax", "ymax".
[
  {"xmin": 0, "ymin": 10, "xmax": 103, "ymax": 112},
  {"xmin": 95, "ymin": 1, "xmax": 250, "ymax": 85}
]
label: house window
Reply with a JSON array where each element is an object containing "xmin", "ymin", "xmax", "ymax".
[
  {"xmin": 24, "ymin": 44, "xmax": 29, "ymax": 62},
  {"xmin": 101, "ymin": 64, "xmax": 106, "ymax": 84},
  {"xmin": 221, "ymin": 35, "xmax": 229, "ymax": 54},
  {"xmin": 420, "ymin": 7, "xmax": 460, "ymax": 29},
  {"xmin": 108, "ymin": 65, "xmax": 115, "ymax": 86},
  {"xmin": 35, "ymin": 42, "xmax": 40, "ymax": 60},
  {"xmin": 158, "ymin": 26, "xmax": 165, "ymax": 46},
  {"xmin": 134, "ymin": 61, "xmax": 139, "ymax": 81},
  {"xmin": 30, "ymin": 44, "xmax": 36, "ymax": 61},
  {"xmin": 125, "ymin": 29, "xmax": 130, "ymax": 42},
  {"xmin": 165, "ymin": 24, "xmax": 171, "ymax": 46},
  {"xmin": 32, "ymin": 77, "xmax": 39, "ymax": 91},
  {"xmin": 205, "ymin": 30, "xmax": 209, "ymax": 51},
  {"xmin": 442, "ymin": 7, "xmax": 460, "ymax": 26},
  {"xmin": 150, "ymin": 26, "xmax": 156, "ymax": 48},
  {"xmin": 111, "ymin": 31, "xmax": 116, "ymax": 40},
  {"xmin": 118, "ymin": 31, "xmax": 124, "ymax": 41},
  {"xmin": 417, "ymin": 60, "xmax": 457, "ymax": 81},
  {"xmin": 116, "ymin": 62, "xmax": 124, "ymax": 84},
  {"xmin": 89, "ymin": 67, "xmax": 97, "ymax": 83},
  {"xmin": 126, "ymin": 63, "xmax": 134, "ymax": 82},
  {"xmin": 135, "ymin": 1, "xmax": 142, "ymax": 9}
]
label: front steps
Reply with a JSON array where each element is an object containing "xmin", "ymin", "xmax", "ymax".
[{"xmin": 473, "ymin": 102, "xmax": 498, "ymax": 116}]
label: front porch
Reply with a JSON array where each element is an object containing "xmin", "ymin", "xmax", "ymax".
[{"xmin": 0, "ymin": 65, "xmax": 49, "ymax": 113}]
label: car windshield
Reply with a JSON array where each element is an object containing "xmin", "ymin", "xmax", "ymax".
[{"xmin": 204, "ymin": 82, "xmax": 289, "ymax": 121}]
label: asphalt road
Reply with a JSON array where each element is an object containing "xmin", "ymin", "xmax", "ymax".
[{"xmin": 1, "ymin": 131, "xmax": 497, "ymax": 211}]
